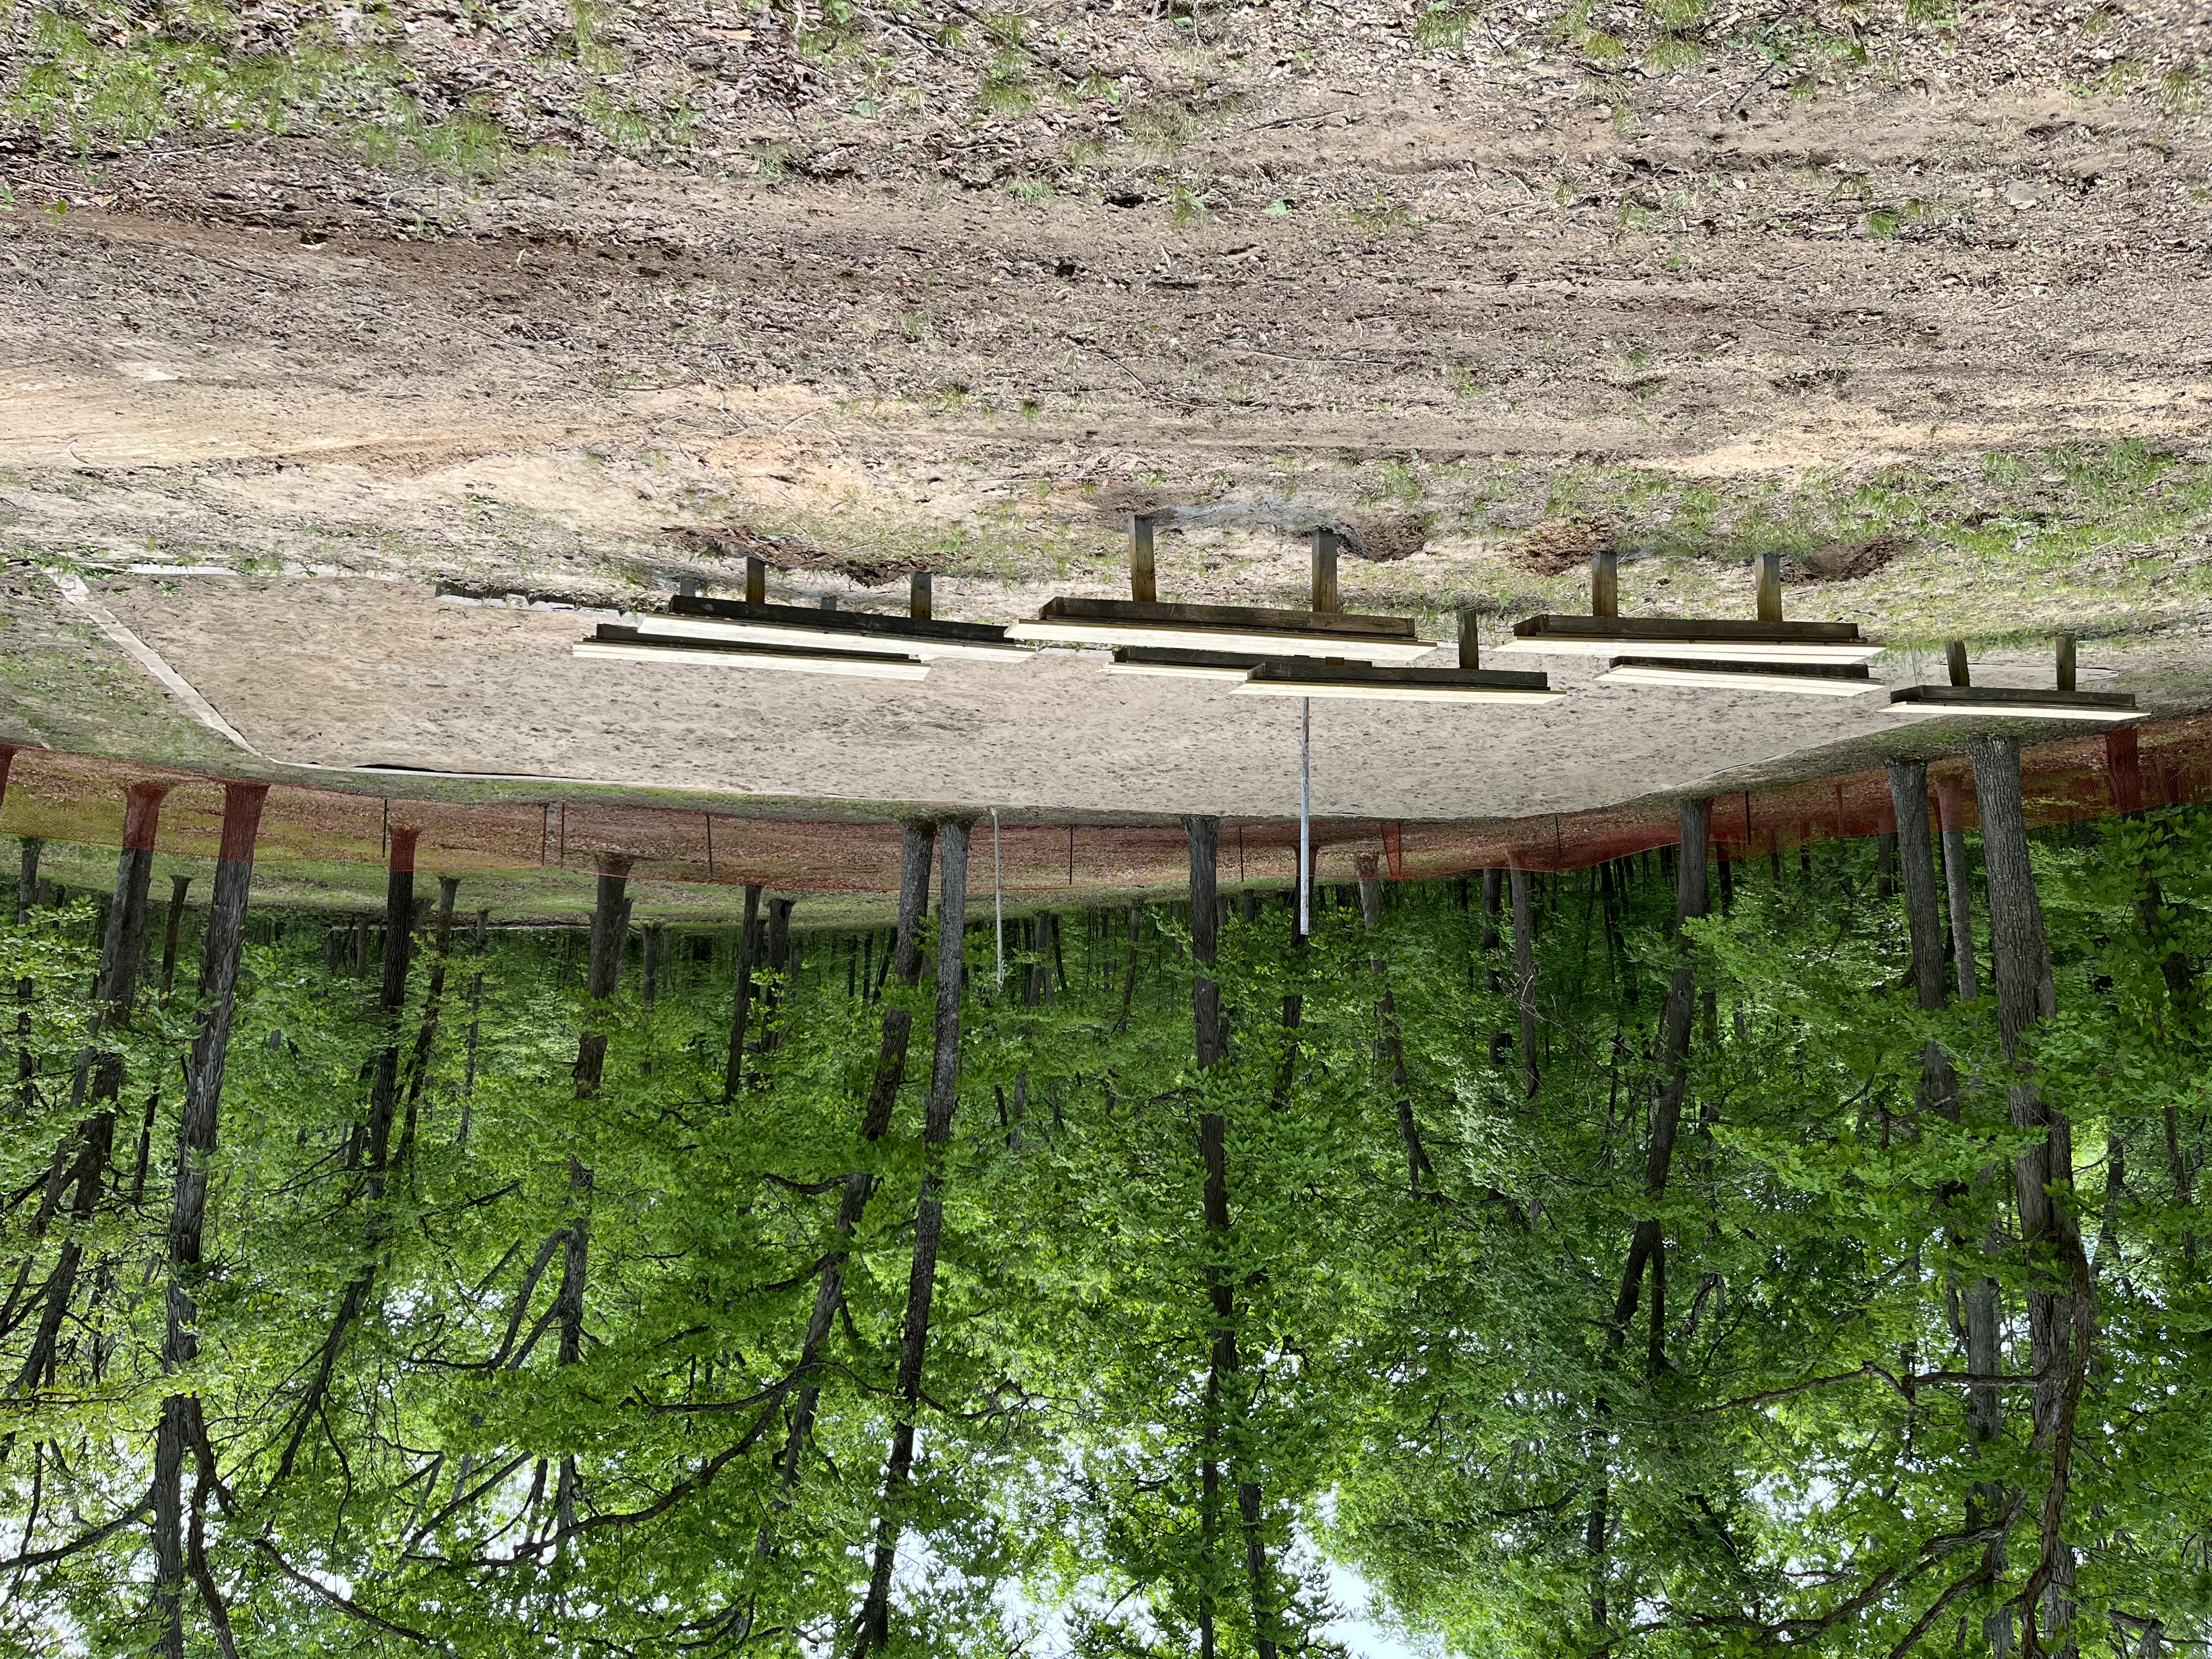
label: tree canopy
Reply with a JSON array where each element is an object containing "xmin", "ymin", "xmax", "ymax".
[{"xmin": 1, "ymin": 774, "xmax": 2205, "ymax": 1658}]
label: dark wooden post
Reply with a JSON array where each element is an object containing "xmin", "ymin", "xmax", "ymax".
[
  {"xmin": 1457, "ymin": 608, "xmax": 1481, "ymax": 669},
  {"xmin": 1131, "ymin": 515, "xmax": 1157, "ymax": 603},
  {"xmin": 746, "ymin": 555, "xmax": 767, "ymax": 604},
  {"xmin": 1753, "ymin": 552, "xmax": 1782, "ymax": 623},
  {"xmin": 910, "ymin": 572, "xmax": 933, "ymax": 620},
  {"xmin": 1310, "ymin": 527, "xmax": 1339, "ymax": 614},
  {"xmin": 1945, "ymin": 640, "xmax": 1971, "ymax": 687},
  {"xmin": 1591, "ymin": 550, "xmax": 1619, "ymax": 619},
  {"xmin": 2055, "ymin": 635, "xmax": 2076, "ymax": 693},
  {"xmin": 152, "ymin": 780, "xmax": 267, "ymax": 1659}
]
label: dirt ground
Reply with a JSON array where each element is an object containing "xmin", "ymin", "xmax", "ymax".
[
  {"xmin": 3, "ymin": 0, "xmax": 2211, "ymax": 839},
  {"xmin": 25, "ymin": 572, "xmax": 2182, "ymax": 822}
]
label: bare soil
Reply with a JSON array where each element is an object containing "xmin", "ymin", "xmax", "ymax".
[{"xmin": 3, "ymin": 0, "xmax": 2211, "ymax": 828}]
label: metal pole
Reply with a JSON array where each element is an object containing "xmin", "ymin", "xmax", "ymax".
[
  {"xmin": 1299, "ymin": 698, "xmax": 1311, "ymax": 938},
  {"xmin": 991, "ymin": 807, "xmax": 1003, "ymax": 988}
]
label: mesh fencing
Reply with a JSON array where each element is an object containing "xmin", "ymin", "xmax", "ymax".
[{"xmin": 2, "ymin": 719, "xmax": 2204, "ymax": 902}]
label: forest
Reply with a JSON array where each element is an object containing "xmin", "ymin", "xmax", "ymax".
[{"xmin": 0, "ymin": 734, "xmax": 2205, "ymax": 1659}]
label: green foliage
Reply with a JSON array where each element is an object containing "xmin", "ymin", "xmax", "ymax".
[{"xmin": 1, "ymin": 808, "xmax": 2207, "ymax": 1655}]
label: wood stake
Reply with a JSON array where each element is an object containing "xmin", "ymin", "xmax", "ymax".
[
  {"xmin": 910, "ymin": 572, "xmax": 933, "ymax": 620},
  {"xmin": 746, "ymin": 555, "xmax": 767, "ymax": 605},
  {"xmin": 1457, "ymin": 607, "xmax": 1481, "ymax": 670},
  {"xmin": 1131, "ymin": 514, "xmax": 1157, "ymax": 603},
  {"xmin": 1754, "ymin": 552, "xmax": 1782, "ymax": 623},
  {"xmin": 1311, "ymin": 527, "xmax": 1340, "ymax": 614},
  {"xmin": 1945, "ymin": 640, "xmax": 1971, "ymax": 687},
  {"xmin": 2056, "ymin": 634, "xmax": 2076, "ymax": 692},
  {"xmin": 1591, "ymin": 550, "xmax": 1619, "ymax": 619}
]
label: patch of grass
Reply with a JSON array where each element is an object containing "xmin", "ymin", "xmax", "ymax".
[
  {"xmin": 1644, "ymin": 33, "xmax": 1703, "ymax": 71},
  {"xmin": 2159, "ymin": 62, "xmax": 2205, "ymax": 114},
  {"xmin": 1411, "ymin": 2, "xmax": 1477, "ymax": 52},
  {"xmin": 977, "ymin": 57, "xmax": 1036, "ymax": 118},
  {"xmin": 1124, "ymin": 100, "xmax": 1196, "ymax": 165},
  {"xmin": 10, "ymin": 4, "xmax": 521, "ymax": 179},
  {"xmin": 1349, "ymin": 192, "xmax": 1418, "ymax": 233},
  {"xmin": 1168, "ymin": 184, "xmax": 1209, "ymax": 228}
]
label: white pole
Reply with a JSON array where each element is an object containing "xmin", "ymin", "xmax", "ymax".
[
  {"xmin": 991, "ymin": 806, "xmax": 1003, "ymax": 988},
  {"xmin": 1298, "ymin": 698, "xmax": 1311, "ymax": 938}
]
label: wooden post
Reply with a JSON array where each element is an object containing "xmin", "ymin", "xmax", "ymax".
[
  {"xmin": 2056, "ymin": 634, "xmax": 2076, "ymax": 693},
  {"xmin": 1945, "ymin": 640, "xmax": 1971, "ymax": 687},
  {"xmin": 1753, "ymin": 552, "xmax": 1782, "ymax": 623},
  {"xmin": 1311, "ymin": 528, "xmax": 1340, "ymax": 615},
  {"xmin": 910, "ymin": 572, "xmax": 933, "ymax": 620},
  {"xmin": 1457, "ymin": 608, "xmax": 1481, "ymax": 669},
  {"xmin": 1131, "ymin": 515, "xmax": 1157, "ymax": 603},
  {"xmin": 746, "ymin": 555, "xmax": 767, "ymax": 605},
  {"xmin": 820, "ymin": 594, "xmax": 838, "ymax": 612},
  {"xmin": 1591, "ymin": 550, "xmax": 1619, "ymax": 619}
]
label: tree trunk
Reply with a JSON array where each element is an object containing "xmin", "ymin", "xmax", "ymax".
[
  {"xmin": 157, "ymin": 875, "xmax": 190, "ymax": 1003},
  {"xmin": 752, "ymin": 823, "xmax": 938, "ymax": 1593},
  {"xmin": 459, "ymin": 910, "xmax": 488, "ymax": 1143},
  {"xmin": 14, "ymin": 834, "xmax": 36, "ymax": 927},
  {"xmin": 1936, "ymin": 775, "xmax": 1981, "ymax": 1002},
  {"xmin": 1359, "ymin": 857, "xmax": 1429, "ymax": 1195},
  {"xmin": 16, "ymin": 784, "xmax": 170, "ymax": 1396},
  {"xmin": 362, "ymin": 830, "xmax": 420, "ymax": 1187},
  {"xmin": 760, "ymin": 896, "xmax": 794, "ymax": 1052},
  {"xmin": 1968, "ymin": 734, "xmax": 2087, "ymax": 1657},
  {"xmin": 854, "ymin": 820, "xmax": 973, "ymax": 1658},
  {"xmin": 550, "ymin": 858, "xmax": 629, "ymax": 1549},
  {"xmin": 151, "ymin": 783, "xmax": 267, "ymax": 1659},
  {"xmin": 722, "ymin": 885, "xmax": 764, "ymax": 1102},
  {"xmin": 1509, "ymin": 866, "xmax": 1537, "ymax": 1098}
]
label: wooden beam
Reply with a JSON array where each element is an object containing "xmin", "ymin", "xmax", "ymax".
[
  {"xmin": 746, "ymin": 555, "xmax": 767, "ymax": 605},
  {"xmin": 1513, "ymin": 613, "xmax": 1862, "ymax": 645},
  {"xmin": 911, "ymin": 572, "xmax": 933, "ymax": 621},
  {"xmin": 1131, "ymin": 515, "xmax": 1156, "ymax": 603},
  {"xmin": 2056, "ymin": 634, "xmax": 2076, "ymax": 692},
  {"xmin": 1037, "ymin": 596, "xmax": 1414, "ymax": 637}
]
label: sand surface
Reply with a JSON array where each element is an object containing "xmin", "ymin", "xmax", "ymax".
[{"xmin": 94, "ymin": 575, "xmax": 2173, "ymax": 823}]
